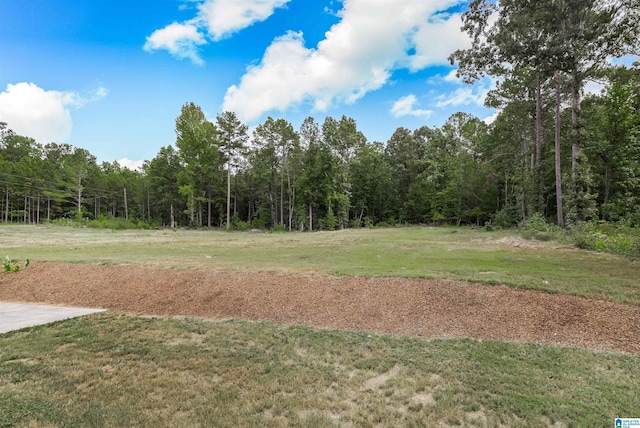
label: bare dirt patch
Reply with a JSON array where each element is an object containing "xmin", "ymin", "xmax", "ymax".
[{"xmin": 1, "ymin": 262, "xmax": 639, "ymax": 355}]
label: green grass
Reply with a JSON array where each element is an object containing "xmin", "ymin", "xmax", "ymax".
[
  {"xmin": 1, "ymin": 313, "xmax": 638, "ymax": 427},
  {"xmin": 1, "ymin": 225, "xmax": 639, "ymax": 426},
  {"xmin": 2, "ymin": 224, "xmax": 640, "ymax": 305}
]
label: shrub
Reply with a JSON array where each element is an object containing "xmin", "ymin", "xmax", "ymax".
[
  {"xmin": 569, "ymin": 221, "xmax": 640, "ymax": 258},
  {"xmin": 522, "ymin": 212, "xmax": 550, "ymax": 233},
  {"xmin": 2, "ymin": 256, "xmax": 29, "ymax": 273},
  {"xmin": 250, "ymin": 217, "xmax": 266, "ymax": 230},
  {"xmin": 324, "ymin": 207, "xmax": 337, "ymax": 231},
  {"xmin": 231, "ymin": 220, "xmax": 249, "ymax": 231},
  {"xmin": 363, "ymin": 216, "xmax": 374, "ymax": 229},
  {"xmin": 270, "ymin": 224, "xmax": 287, "ymax": 233},
  {"xmin": 483, "ymin": 220, "xmax": 500, "ymax": 231},
  {"xmin": 492, "ymin": 206, "xmax": 519, "ymax": 228}
]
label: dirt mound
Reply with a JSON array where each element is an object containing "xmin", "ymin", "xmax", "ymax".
[{"xmin": 1, "ymin": 262, "xmax": 638, "ymax": 355}]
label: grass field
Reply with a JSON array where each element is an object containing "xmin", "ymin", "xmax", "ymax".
[
  {"xmin": 2, "ymin": 314, "xmax": 639, "ymax": 427},
  {"xmin": 1, "ymin": 225, "xmax": 639, "ymax": 427},
  {"xmin": 2, "ymin": 225, "xmax": 640, "ymax": 304}
]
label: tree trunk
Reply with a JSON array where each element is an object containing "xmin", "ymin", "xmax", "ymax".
[
  {"xmin": 535, "ymin": 72, "xmax": 544, "ymax": 212},
  {"xmin": 280, "ymin": 162, "xmax": 284, "ymax": 227},
  {"xmin": 123, "ymin": 188, "xmax": 129, "ymax": 220},
  {"xmin": 555, "ymin": 71, "xmax": 564, "ymax": 228},
  {"xmin": 309, "ymin": 204, "xmax": 313, "ymax": 232},
  {"xmin": 535, "ymin": 73, "xmax": 542, "ymax": 167},
  {"xmin": 170, "ymin": 202, "xmax": 175, "ymax": 229},
  {"xmin": 208, "ymin": 190, "xmax": 212, "ymax": 228},
  {"xmin": 233, "ymin": 174, "xmax": 238, "ymax": 216},
  {"xmin": 603, "ymin": 159, "xmax": 612, "ymax": 204},
  {"xmin": 77, "ymin": 174, "xmax": 82, "ymax": 214},
  {"xmin": 287, "ymin": 161, "xmax": 293, "ymax": 231},
  {"xmin": 4, "ymin": 187, "xmax": 8, "ymax": 223},
  {"xmin": 571, "ymin": 70, "xmax": 582, "ymax": 177},
  {"xmin": 226, "ymin": 164, "xmax": 231, "ymax": 229},
  {"xmin": 521, "ymin": 135, "xmax": 527, "ymax": 220}
]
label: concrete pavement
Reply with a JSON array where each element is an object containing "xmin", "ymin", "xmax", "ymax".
[{"xmin": 0, "ymin": 302, "xmax": 106, "ymax": 334}]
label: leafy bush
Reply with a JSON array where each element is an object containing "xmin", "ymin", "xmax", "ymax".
[
  {"xmin": 483, "ymin": 220, "xmax": 500, "ymax": 231},
  {"xmin": 363, "ymin": 216, "xmax": 374, "ymax": 229},
  {"xmin": 324, "ymin": 207, "xmax": 337, "ymax": 231},
  {"xmin": 349, "ymin": 218, "xmax": 362, "ymax": 229},
  {"xmin": 270, "ymin": 224, "xmax": 287, "ymax": 233},
  {"xmin": 2, "ymin": 256, "xmax": 29, "ymax": 273},
  {"xmin": 569, "ymin": 221, "xmax": 640, "ymax": 258},
  {"xmin": 492, "ymin": 205, "xmax": 519, "ymax": 228},
  {"xmin": 519, "ymin": 213, "xmax": 565, "ymax": 241},
  {"xmin": 231, "ymin": 220, "xmax": 249, "ymax": 231},
  {"xmin": 521, "ymin": 212, "xmax": 550, "ymax": 232},
  {"xmin": 250, "ymin": 217, "xmax": 267, "ymax": 230},
  {"xmin": 87, "ymin": 216, "xmax": 155, "ymax": 230},
  {"xmin": 229, "ymin": 213, "xmax": 249, "ymax": 231}
]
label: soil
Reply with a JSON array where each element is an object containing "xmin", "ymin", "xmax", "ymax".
[{"xmin": 1, "ymin": 261, "xmax": 639, "ymax": 355}]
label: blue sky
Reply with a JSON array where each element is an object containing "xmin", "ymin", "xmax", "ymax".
[{"xmin": 0, "ymin": 0, "xmax": 497, "ymax": 169}]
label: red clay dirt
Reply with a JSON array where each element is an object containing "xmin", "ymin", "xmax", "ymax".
[{"xmin": 1, "ymin": 261, "xmax": 639, "ymax": 355}]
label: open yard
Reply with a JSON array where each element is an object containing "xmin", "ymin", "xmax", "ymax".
[{"xmin": 1, "ymin": 225, "xmax": 639, "ymax": 426}]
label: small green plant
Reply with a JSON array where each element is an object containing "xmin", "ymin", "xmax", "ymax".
[
  {"xmin": 2, "ymin": 255, "xmax": 29, "ymax": 273},
  {"xmin": 323, "ymin": 207, "xmax": 337, "ymax": 231}
]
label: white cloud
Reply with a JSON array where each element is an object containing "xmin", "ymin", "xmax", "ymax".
[
  {"xmin": 62, "ymin": 86, "xmax": 109, "ymax": 108},
  {"xmin": 409, "ymin": 13, "xmax": 470, "ymax": 71},
  {"xmin": 223, "ymin": 0, "xmax": 468, "ymax": 123},
  {"xmin": 198, "ymin": 0, "xmax": 291, "ymax": 41},
  {"xmin": 144, "ymin": 22, "xmax": 206, "ymax": 65},
  {"xmin": 435, "ymin": 77, "xmax": 495, "ymax": 108},
  {"xmin": 390, "ymin": 94, "xmax": 433, "ymax": 118},
  {"xmin": 443, "ymin": 69, "xmax": 463, "ymax": 84},
  {"xmin": 117, "ymin": 158, "xmax": 145, "ymax": 171},
  {"xmin": 483, "ymin": 110, "xmax": 500, "ymax": 125},
  {"xmin": 584, "ymin": 80, "xmax": 605, "ymax": 96},
  {"xmin": 0, "ymin": 82, "xmax": 107, "ymax": 144},
  {"xmin": 436, "ymin": 87, "xmax": 480, "ymax": 107},
  {"xmin": 144, "ymin": 0, "xmax": 291, "ymax": 64}
]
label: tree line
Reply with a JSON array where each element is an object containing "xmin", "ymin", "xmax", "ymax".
[{"xmin": 1, "ymin": 0, "xmax": 639, "ymax": 230}]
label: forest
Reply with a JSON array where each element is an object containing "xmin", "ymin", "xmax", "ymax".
[{"xmin": 1, "ymin": 0, "xmax": 639, "ymax": 233}]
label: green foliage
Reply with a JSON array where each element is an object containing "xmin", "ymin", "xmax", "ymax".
[
  {"xmin": 87, "ymin": 216, "xmax": 154, "ymax": 230},
  {"xmin": 363, "ymin": 216, "xmax": 374, "ymax": 228},
  {"xmin": 270, "ymin": 224, "xmax": 286, "ymax": 233},
  {"xmin": 563, "ymin": 155, "xmax": 599, "ymax": 225},
  {"xmin": 3, "ymin": 65, "xmax": 640, "ymax": 232},
  {"xmin": 483, "ymin": 220, "xmax": 499, "ymax": 231},
  {"xmin": 323, "ymin": 206, "xmax": 337, "ymax": 231},
  {"xmin": 349, "ymin": 218, "xmax": 362, "ymax": 229},
  {"xmin": 569, "ymin": 221, "xmax": 640, "ymax": 258},
  {"xmin": 522, "ymin": 212, "xmax": 551, "ymax": 233},
  {"xmin": 229, "ymin": 214, "xmax": 249, "ymax": 231},
  {"xmin": 520, "ymin": 213, "xmax": 565, "ymax": 241},
  {"xmin": 2, "ymin": 255, "xmax": 29, "ymax": 273},
  {"xmin": 492, "ymin": 205, "xmax": 519, "ymax": 228}
]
